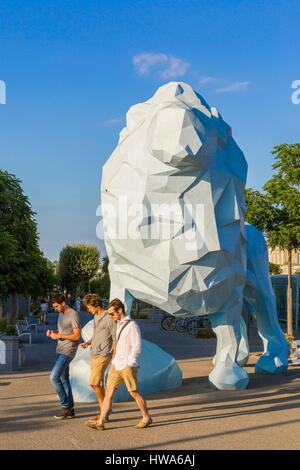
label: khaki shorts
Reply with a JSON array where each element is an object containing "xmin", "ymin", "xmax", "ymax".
[
  {"xmin": 106, "ymin": 365, "xmax": 138, "ymax": 392},
  {"xmin": 89, "ymin": 355, "xmax": 111, "ymax": 387}
]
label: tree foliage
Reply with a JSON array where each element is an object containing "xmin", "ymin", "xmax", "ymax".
[
  {"xmin": 58, "ymin": 243, "xmax": 100, "ymax": 292},
  {"xmin": 0, "ymin": 227, "xmax": 17, "ymax": 298},
  {"xmin": 0, "ymin": 170, "xmax": 55, "ymax": 300},
  {"xmin": 30, "ymin": 256, "xmax": 57, "ymax": 298},
  {"xmin": 263, "ymin": 144, "xmax": 300, "ymax": 251},
  {"xmin": 245, "ymin": 144, "xmax": 300, "ymax": 250},
  {"xmin": 245, "ymin": 144, "xmax": 300, "ymax": 335},
  {"xmin": 269, "ymin": 262, "xmax": 282, "ymax": 275},
  {"xmin": 90, "ymin": 256, "xmax": 110, "ymax": 299},
  {"xmin": 245, "ymin": 188, "xmax": 278, "ymax": 233}
]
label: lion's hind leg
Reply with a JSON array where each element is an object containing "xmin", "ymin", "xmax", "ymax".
[
  {"xmin": 236, "ymin": 312, "xmax": 250, "ymax": 366},
  {"xmin": 244, "ymin": 224, "xmax": 289, "ymax": 374}
]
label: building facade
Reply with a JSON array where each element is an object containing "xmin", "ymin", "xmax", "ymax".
[{"xmin": 268, "ymin": 248, "xmax": 300, "ymax": 274}]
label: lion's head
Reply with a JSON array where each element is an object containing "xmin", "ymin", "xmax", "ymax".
[{"xmin": 102, "ymin": 82, "xmax": 248, "ymax": 315}]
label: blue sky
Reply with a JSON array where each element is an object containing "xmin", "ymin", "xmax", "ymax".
[{"xmin": 0, "ymin": 0, "xmax": 299, "ymax": 260}]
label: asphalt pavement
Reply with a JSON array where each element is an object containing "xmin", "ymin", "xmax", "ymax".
[{"xmin": 1, "ymin": 313, "xmax": 300, "ymax": 450}]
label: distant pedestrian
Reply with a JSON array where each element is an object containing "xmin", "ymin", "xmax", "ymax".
[
  {"xmin": 81, "ymin": 294, "xmax": 116, "ymax": 426},
  {"xmin": 47, "ymin": 293, "xmax": 81, "ymax": 420},
  {"xmin": 89, "ymin": 298, "xmax": 152, "ymax": 431},
  {"xmin": 75, "ymin": 296, "xmax": 82, "ymax": 313},
  {"xmin": 40, "ymin": 299, "xmax": 48, "ymax": 325},
  {"xmin": 67, "ymin": 292, "xmax": 72, "ymax": 306}
]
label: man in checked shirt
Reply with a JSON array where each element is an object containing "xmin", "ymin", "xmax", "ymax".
[{"xmin": 87, "ymin": 298, "xmax": 152, "ymax": 430}]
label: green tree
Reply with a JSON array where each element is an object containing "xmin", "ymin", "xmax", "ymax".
[
  {"xmin": 269, "ymin": 262, "xmax": 282, "ymax": 275},
  {"xmin": 0, "ymin": 170, "xmax": 56, "ymax": 316},
  {"xmin": 58, "ymin": 244, "xmax": 100, "ymax": 294},
  {"xmin": 30, "ymin": 256, "xmax": 57, "ymax": 299},
  {"xmin": 101, "ymin": 255, "xmax": 109, "ymax": 275},
  {"xmin": 245, "ymin": 144, "xmax": 300, "ymax": 335},
  {"xmin": 245, "ymin": 188, "xmax": 278, "ymax": 232},
  {"xmin": 90, "ymin": 256, "xmax": 110, "ymax": 299},
  {"xmin": 0, "ymin": 227, "xmax": 17, "ymax": 298},
  {"xmin": 52, "ymin": 260, "xmax": 59, "ymax": 275}
]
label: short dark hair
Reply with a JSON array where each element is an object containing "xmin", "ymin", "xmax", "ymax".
[
  {"xmin": 108, "ymin": 298, "xmax": 125, "ymax": 313},
  {"xmin": 84, "ymin": 293, "xmax": 103, "ymax": 308},
  {"xmin": 52, "ymin": 294, "xmax": 66, "ymax": 305}
]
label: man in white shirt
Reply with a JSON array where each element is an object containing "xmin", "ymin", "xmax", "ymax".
[
  {"xmin": 89, "ymin": 298, "xmax": 152, "ymax": 431},
  {"xmin": 40, "ymin": 300, "xmax": 48, "ymax": 325}
]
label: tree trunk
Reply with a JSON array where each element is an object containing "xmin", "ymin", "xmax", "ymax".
[
  {"xmin": 287, "ymin": 249, "xmax": 293, "ymax": 336},
  {"xmin": 10, "ymin": 291, "xmax": 19, "ymax": 322},
  {"xmin": 16, "ymin": 294, "xmax": 19, "ymax": 319}
]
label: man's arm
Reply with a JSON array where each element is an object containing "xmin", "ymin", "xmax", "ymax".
[
  {"xmin": 109, "ymin": 319, "xmax": 117, "ymax": 357},
  {"xmin": 50, "ymin": 328, "xmax": 81, "ymax": 342},
  {"xmin": 112, "ymin": 340, "xmax": 117, "ymax": 357},
  {"xmin": 127, "ymin": 323, "xmax": 142, "ymax": 367}
]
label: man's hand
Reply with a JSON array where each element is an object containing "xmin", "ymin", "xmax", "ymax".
[
  {"xmin": 46, "ymin": 330, "xmax": 53, "ymax": 337},
  {"xmin": 50, "ymin": 332, "xmax": 60, "ymax": 340},
  {"xmin": 80, "ymin": 341, "xmax": 91, "ymax": 349}
]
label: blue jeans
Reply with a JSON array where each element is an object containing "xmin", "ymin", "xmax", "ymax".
[{"xmin": 50, "ymin": 354, "xmax": 74, "ymax": 408}]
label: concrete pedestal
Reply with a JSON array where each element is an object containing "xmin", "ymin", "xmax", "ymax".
[{"xmin": 0, "ymin": 336, "xmax": 20, "ymax": 370}]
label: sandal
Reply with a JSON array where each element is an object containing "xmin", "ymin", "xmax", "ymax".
[
  {"xmin": 86, "ymin": 414, "xmax": 110, "ymax": 425},
  {"xmin": 86, "ymin": 415, "xmax": 100, "ymax": 424},
  {"xmin": 134, "ymin": 417, "xmax": 153, "ymax": 429},
  {"xmin": 86, "ymin": 420, "xmax": 105, "ymax": 431}
]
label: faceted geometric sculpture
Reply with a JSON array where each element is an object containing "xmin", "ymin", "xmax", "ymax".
[
  {"xmin": 70, "ymin": 320, "xmax": 182, "ymax": 402},
  {"xmin": 101, "ymin": 82, "xmax": 289, "ymax": 390},
  {"xmin": 244, "ymin": 224, "xmax": 290, "ymax": 375}
]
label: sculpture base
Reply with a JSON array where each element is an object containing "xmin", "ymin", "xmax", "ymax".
[{"xmin": 70, "ymin": 339, "xmax": 182, "ymax": 403}]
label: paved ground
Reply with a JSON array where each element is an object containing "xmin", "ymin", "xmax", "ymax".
[{"xmin": 1, "ymin": 313, "xmax": 300, "ymax": 450}]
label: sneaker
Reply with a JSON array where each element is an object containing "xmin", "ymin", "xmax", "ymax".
[{"xmin": 54, "ymin": 406, "xmax": 75, "ymax": 420}]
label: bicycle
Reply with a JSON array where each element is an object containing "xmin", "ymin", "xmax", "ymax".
[
  {"xmin": 175, "ymin": 316, "xmax": 190, "ymax": 333},
  {"xmin": 161, "ymin": 315, "xmax": 176, "ymax": 331},
  {"xmin": 187, "ymin": 315, "xmax": 211, "ymax": 336}
]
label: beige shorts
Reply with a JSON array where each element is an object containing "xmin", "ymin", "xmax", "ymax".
[
  {"xmin": 89, "ymin": 355, "xmax": 111, "ymax": 387},
  {"xmin": 106, "ymin": 365, "xmax": 138, "ymax": 392}
]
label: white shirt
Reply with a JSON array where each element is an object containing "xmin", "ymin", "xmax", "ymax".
[{"xmin": 112, "ymin": 318, "xmax": 142, "ymax": 370}]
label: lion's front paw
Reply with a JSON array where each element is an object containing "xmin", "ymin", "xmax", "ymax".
[{"xmin": 209, "ymin": 361, "xmax": 249, "ymax": 390}]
